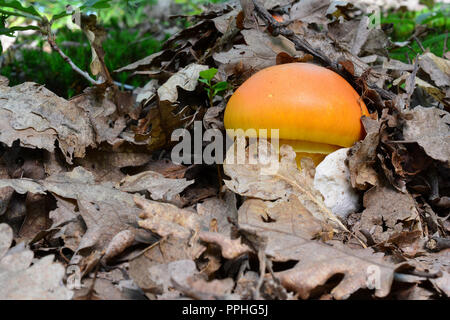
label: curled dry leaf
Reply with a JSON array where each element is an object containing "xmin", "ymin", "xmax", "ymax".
[
  {"xmin": 290, "ymin": 0, "xmax": 353, "ymax": 26},
  {"xmin": 402, "ymin": 106, "xmax": 450, "ymax": 165},
  {"xmin": 0, "ymin": 83, "xmax": 95, "ymax": 164},
  {"xmin": 199, "ymin": 232, "xmax": 251, "ymax": 259},
  {"xmin": 418, "ymin": 52, "xmax": 450, "ymax": 88},
  {"xmin": 224, "ymin": 142, "xmax": 346, "ymax": 230},
  {"xmin": 196, "ymin": 190, "xmax": 238, "ymax": 235},
  {"xmin": 70, "ymin": 88, "xmax": 127, "ymax": 146},
  {"xmin": 347, "ymin": 117, "xmax": 381, "ymax": 190},
  {"xmin": 213, "ymin": 29, "xmax": 300, "ymax": 80},
  {"xmin": 118, "ymin": 170, "xmax": 194, "ymax": 202},
  {"xmin": 135, "ymin": 63, "xmax": 208, "ymax": 150},
  {"xmin": 0, "ymin": 167, "xmax": 141, "ymax": 255},
  {"xmin": 356, "ymin": 182, "xmax": 422, "ymax": 244},
  {"xmin": 275, "ymin": 241, "xmax": 395, "ymax": 300},
  {"xmin": 0, "ymin": 223, "xmax": 73, "ymax": 299},
  {"xmin": 134, "ymin": 195, "xmax": 200, "ymax": 239},
  {"xmin": 103, "ymin": 230, "xmax": 136, "ymax": 262}
]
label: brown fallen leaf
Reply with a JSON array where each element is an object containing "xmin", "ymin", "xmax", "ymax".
[
  {"xmin": 199, "ymin": 232, "xmax": 251, "ymax": 259},
  {"xmin": 232, "ymin": 194, "xmax": 397, "ymax": 299},
  {"xmin": 133, "ymin": 63, "xmax": 208, "ymax": 150},
  {"xmin": 224, "ymin": 143, "xmax": 346, "ymax": 231},
  {"xmin": 196, "ymin": 191, "xmax": 238, "ymax": 235},
  {"xmin": 356, "ymin": 182, "xmax": 422, "ymax": 244},
  {"xmin": 274, "ymin": 241, "xmax": 396, "ymax": 299},
  {"xmin": 135, "ymin": 195, "xmax": 200, "ymax": 239},
  {"xmin": 118, "ymin": 170, "xmax": 194, "ymax": 202},
  {"xmin": 418, "ymin": 52, "xmax": 450, "ymax": 88},
  {"xmin": 0, "ymin": 223, "xmax": 73, "ymax": 299},
  {"xmin": 0, "ymin": 167, "xmax": 142, "ymax": 257},
  {"xmin": 70, "ymin": 87, "xmax": 127, "ymax": 146},
  {"xmin": 347, "ymin": 117, "xmax": 381, "ymax": 190},
  {"xmin": 0, "ymin": 82, "xmax": 95, "ymax": 164},
  {"xmin": 213, "ymin": 29, "xmax": 300, "ymax": 81},
  {"xmin": 402, "ymin": 106, "xmax": 450, "ymax": 165}
]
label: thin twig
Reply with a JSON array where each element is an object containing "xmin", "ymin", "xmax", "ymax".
[
  {"xmin": 47, "ymin": 36, "xmax": 103, "ymax": 86},
  {"xmin": 113, "ymin": 81, "xmax": 135, "ymax": 91},
  {"xmin": 251, "ymin": 0, "xmax": 336, "ymax": 69},
  {"xmin": 413, "ymin": 35, "xmax": 425, "ymax": 52}
]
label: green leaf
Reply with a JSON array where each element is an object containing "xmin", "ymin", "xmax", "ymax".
[
  {"xmin": 0, "ymin": 0, "xmax": 41, "ymax": 18},
  {"xmin": 199, "ymin": 68, "xmax": 218, "ymax": 81},
  {"xmin": 198, "ymin": 78, "xmax": 210, "ymax": 85},
  {"xmin": 212, "ymin": 81, "xmax": 229, "ymax": 92},
  {"xmin": 52, "ymin": 10, "xmax": 72, "ymax": 22},
  {"xmin": 0, "ymin": 8, "xmax": 29, "ymax": 18},
  {"xmin": 81, "ymin": 0, "xmax": 113, "ymax": 9}
]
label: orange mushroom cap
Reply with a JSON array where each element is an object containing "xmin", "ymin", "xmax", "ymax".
[{"xmin": 224, "ymin": 63, "xmax": 369, "ymax": 166}]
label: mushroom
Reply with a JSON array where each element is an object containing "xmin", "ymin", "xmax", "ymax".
[{"xmin": 224, "ymin": 63, "xmax": 369, "ymax": 167}]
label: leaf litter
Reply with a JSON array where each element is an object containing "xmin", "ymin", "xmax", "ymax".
[{"xmin": 0, "ymin": 0, "xmax": 449, "ymax": 300}]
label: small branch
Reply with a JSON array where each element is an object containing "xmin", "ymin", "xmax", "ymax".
[
  {"xmin": 47, "ymin": 36, "xmax": 103, "ymax": 86},
  {"xmin": 113, "ymin": 81, "xmax": 135, "ymax": 91},
  {"xmin": 251, "ymin": 0, "xmax": 337, "ymax": 70},
  {"xmin": 413, "ymin": 35, "xmax": 425, "ymax": 53}
]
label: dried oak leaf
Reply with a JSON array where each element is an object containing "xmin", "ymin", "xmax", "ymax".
[
  {"xmin": 224, "ymin": 143, "xmax": 345, "ymax": 230},
  {"xmin": 290, "ymin": 0, "xmax": 354, "ymax": 26},
  {"xmin": 412, "ymin": 250, "xmax": 450, "ymax": 297},
  {"xmin": 230, "ymin": 188, "xmax": 396, "ymax": 299},
  {"xmin": 146, "ymin": 259, "xmax": 198, "ymax": 299},
  {"xmin": 213, "ymin": 29, "xmax": 300, "ymax": 80},
  {"xmin": 0, "ymin": 165, "xmax": 13, "ymax": 216},
  {"xmin": 196, "ymin": 191, "xmax": 238, "ymax": 235},
  {"xmin": 0, "ymin": 167, "xmax": 141, "ymax": 255},
  {"xmin": 418, "ymin": 52, "xmax": 450, "ymax": 88},
  {"xmin": 74, "ymin": 150, "xmax": 150, "ymax": 184},
  {"xmin": 0, "ymin": 223, "xmax": 73, "ymax": 299},
  {"xmin": 347, "ymin": 117, "xmax": 380, "ymax": 190},
  {"xmin": 117, "ymin": 170, "xmax": 194, "ymax": 202},
  {"xmin": 182, "ymin": 277, "xmax": 236, "ymax": 299},
  {"xmin": 134, "ymin": 195, "xmax": 200, "ymax": 240},
  {"xmin": 356, "ymin": 183, "xmax": 422, "ymax": 244},
  {"xmin": 275, "ymin": 241, "xmax": 395, "ymax": 299},
  {"xmin": 134, "ymin": 63, "xmax": 208, "ymax": 150},
  {"xmin": 402, "ymin": 106, "xmax": 450, "ymax": 165},
  {"xmin": 70, "ymin": 88, "xmax": 127, "ymax": 146},
  {"xmin": 80, "ymin": 14, "xmax": 111, "ymax": 82},
  {"xmin": 0, "ymin": 83, "xmax": 95, "ymax": 164}
]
